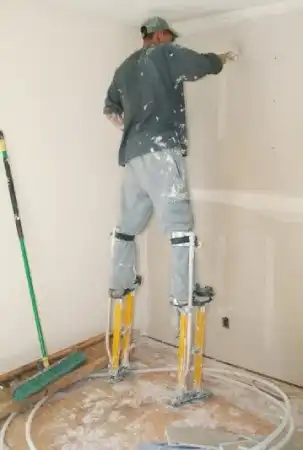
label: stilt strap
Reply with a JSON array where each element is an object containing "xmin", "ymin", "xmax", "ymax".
[
  {"xmin": 115, "ymin": 231, "xmax": 135, "ymax": 241},
  {"xmin": 171, "ymin": 235, "xmax": 198, "ymax": 246}
]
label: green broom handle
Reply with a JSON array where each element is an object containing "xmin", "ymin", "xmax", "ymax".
[{"xmin": 0, "ymin": 131, "xmax": 50, "ymax": 368}]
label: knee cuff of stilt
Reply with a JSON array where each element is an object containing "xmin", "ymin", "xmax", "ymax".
[
  {"xmin": 170, "ymin": 231, "xmax": 199, "ymax": 247},
  {"xmin": 114, "ymin": 230, "xmax": 135, "ymax": 242}
]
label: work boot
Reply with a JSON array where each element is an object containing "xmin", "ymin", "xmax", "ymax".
[
  {"xmin": 193, "ymin": 283, "xmax": 215, "ymax": 306},
  {"xmin": 170, "ymin": 283, "xmax": 215, "ymax": 309},
  {"xmin": 109, "ymin": 275, "xmax": 142, "ymax": 299},
  {"xmin": 170, "ymin": 283, "xmax": 215, "ymax": 338}
]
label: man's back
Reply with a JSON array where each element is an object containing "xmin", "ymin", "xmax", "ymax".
[{"xmin": 104, "ymin": 43, "xmax": 223, "ymax": 166}]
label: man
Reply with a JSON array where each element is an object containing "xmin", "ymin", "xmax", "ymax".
[{"xmin": 104, "ymin": 17, "xmax": 236, "ymax": 310}]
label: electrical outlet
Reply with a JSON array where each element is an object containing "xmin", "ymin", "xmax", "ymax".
[{"xmin": 222, "ymin": 317, "xmax": 230, "ymax": 329}]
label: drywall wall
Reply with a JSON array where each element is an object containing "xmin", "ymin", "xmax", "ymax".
[
  {"xmin": 0, "ymin": 0, "xmax": 146, "ymax": 372},
  {"xmin": 146, "ymin": 7, "xmax": 303, "ymax": 386}
]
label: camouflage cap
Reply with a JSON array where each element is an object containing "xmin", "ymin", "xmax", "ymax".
[{"xmin": 140, "ymin": 16, "xmax": 179, "ymax": 39}]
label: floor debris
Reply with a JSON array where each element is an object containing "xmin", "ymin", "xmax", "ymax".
[{"xmin": 0, "ymin": 337, "xmax": 302, "ymax": 449}]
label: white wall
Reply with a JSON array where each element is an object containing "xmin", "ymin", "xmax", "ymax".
[
  {"xmin": 0, "ymin": 0, "xmax": 147, "ymax": 372},
  {"xmin": 147, "ymin": 7, "xmax": 303, "ymax": 386}
]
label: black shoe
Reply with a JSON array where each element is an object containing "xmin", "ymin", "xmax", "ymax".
[
  {"xmin": 193, "ymin": 283, "xmax": 215, "ymax": 306},
  {"xmin": 123, "ymin": 275, "xmax": 142, "ymax": 294},
  {"xmin": 170, "ymin": 283, "xmax": 215, "ymax": 309},
  {"xmin": 109, "ymin": 275, "xmax": 142, "ymax": 299}
]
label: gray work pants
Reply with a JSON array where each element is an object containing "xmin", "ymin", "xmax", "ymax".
[{"xmin": 110, "ymin": 148, "xmax": 195, "ymax": 303}]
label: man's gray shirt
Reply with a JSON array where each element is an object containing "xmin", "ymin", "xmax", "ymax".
[{"xmin": 103, "ymin": 43, "xmax": 223, "ymax": 167}]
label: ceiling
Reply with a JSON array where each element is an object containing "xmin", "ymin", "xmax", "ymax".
[{"xmin": 49, "ymin": 0, "xmax": 283, "ymax": 25}]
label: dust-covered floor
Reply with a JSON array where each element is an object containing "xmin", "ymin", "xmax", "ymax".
[{"xmin": 2, "ymin": 337, "xmax": 303, "ymax": 449}]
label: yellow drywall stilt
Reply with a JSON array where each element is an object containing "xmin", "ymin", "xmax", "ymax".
[
  {"xmin": 107, "ymin": 277, "xmax": 141, "ymax": 381},
  {"xmin": 172, "ymin": 297, "xmax": 214, "ymax": 406},
  {"xmin": 122, "ymin": 292, "xmax": 134, "ymax": 367},
  {"xmin": 193, "ymin": 306, "xmax": 205, "ymax": 391},
  {"xmin": 111, "ymin": 299, "xmax": 123, "ymax": 374},
  {"xmin": 177, "ymin": 310, "xmax": 188, "ymax": 389}
]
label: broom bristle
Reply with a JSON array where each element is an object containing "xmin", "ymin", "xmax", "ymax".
[{"xmin": 12, "ymin": 351, "xmax": 87, "ymax": 402}]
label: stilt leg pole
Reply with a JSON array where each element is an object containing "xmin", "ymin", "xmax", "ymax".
[
  {"xmin": 107, "ymin": 275, "xmax": 141, "ymax": 382},
  {"xmin": 177, "ymin": 309, "xmax": 188, "ymax": 389},
  {"xmin": 193, "ymin": 305, "xmax": 205, "ymax": 391},
  {"xmin": 172, "ymin": 233, "xmax": 214, "ymax": 406},
  {"xmin": 110, "ymin": 298, "xmax": 124, "ymax": 379},
  {"xmin": 182, "ymin": 232, "xmax": 195, "ymax": 387},
  {"xmin": 106, "ymin": 298, "xmax": 113, "ymax": 367},
  {"xmin": 122, "ymin": 291, "xmax": 134, "ymax": 368},
  {"xmin": 172, "ymin": 233, "xmax": 195, "ymax": 406}
]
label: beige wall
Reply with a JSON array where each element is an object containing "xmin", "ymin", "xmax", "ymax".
[
  {"xmin": 0, "ymin": 1, "xmax": 147, "ymax": 372},
  {"xmin": 147, "ymin": 9, "xmax": 303, "ymax": 386}
]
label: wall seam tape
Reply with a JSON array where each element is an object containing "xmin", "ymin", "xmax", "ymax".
[{"xmin": 190, "ymin": 189, "xmax": 303, "ymax": 221}]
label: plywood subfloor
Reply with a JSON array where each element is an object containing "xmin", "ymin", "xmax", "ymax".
[{"xmin": 2, "ymin": 337, "xmax": 303, "ymax": 449}]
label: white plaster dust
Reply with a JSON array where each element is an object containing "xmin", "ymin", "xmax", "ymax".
[{"xmin": 42, "ymin": 338, "xmax": 303, "ymax": 450}]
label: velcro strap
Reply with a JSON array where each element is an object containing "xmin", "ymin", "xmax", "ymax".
[
  {"xmin": 171, "ymin": 236, "xmax": 190, "ymax": 245},
  {"xmin": 115, "ymin": 231, "xmax": 135, "ymax": 242},
  {"xmin": 171, "ymin": 235, "xmax": 198, "ymax": 246}
]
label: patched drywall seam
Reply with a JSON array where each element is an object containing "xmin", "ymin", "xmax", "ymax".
[{"xmin": 191, "ymin": 190, "xmax": 303, "ymax": 222}]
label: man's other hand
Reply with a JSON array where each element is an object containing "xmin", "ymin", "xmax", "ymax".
[{"xmin": 106, "ymin": 113, "xmax": 124, "ymax": 130}]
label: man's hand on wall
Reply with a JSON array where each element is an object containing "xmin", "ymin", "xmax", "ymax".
[{"xmin": 106, "ymin": 113, "xmax": 124, "ymax": 131}]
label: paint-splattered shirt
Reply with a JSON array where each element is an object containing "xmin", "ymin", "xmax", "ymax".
[{"xmin": 103, "ymin": 43, "xmax": 223, "ymax": 167}]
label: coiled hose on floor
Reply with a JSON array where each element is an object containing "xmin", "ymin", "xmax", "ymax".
[{"xmin": 0, "ymin": 367, "xmax": 294, "ymax": 450}]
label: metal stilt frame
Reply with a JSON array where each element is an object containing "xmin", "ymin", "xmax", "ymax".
[
  {"xmin": 106, "ymin": 277, "xmax": 141, "ymax": 382},
  {"xmin": 172, "ymin": 300, "xmax": 213, "ymax": 406},
  {"xmin": 105, "ymin": 231, "xmax": 214, "ymax": 406},
  {"xmin": 171, "ymin": 232, "xmax": 215, "ymax": 407}
]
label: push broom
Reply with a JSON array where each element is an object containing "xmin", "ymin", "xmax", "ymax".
[{"xmin": 0, "ymin": 130, "xmax": 87, "ymax": 402}]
